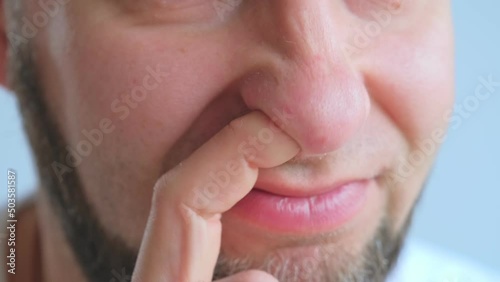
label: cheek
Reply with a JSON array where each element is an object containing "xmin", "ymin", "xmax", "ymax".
[
  {"xmin": 65, "ymin": 30, "xmax": 219, "ymax": 150},
  {"xmin": 38, "ymin": 16, "xmax": 241, "ymax": 243},
  {"xmin": 361, "ymin": 22, "xmax": 454, "ymax": 231},
  {"xmin": 54, "ymin": 20, "xmax": 248, "ymax": 174},
  {"xmin": 364, "ymin": 25, "xmax": 455, "ymax": 146}
]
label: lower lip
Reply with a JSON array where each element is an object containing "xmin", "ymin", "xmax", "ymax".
[{"xmin": 227, "ymin": 180, "xmax": 371, "ymax": 234}]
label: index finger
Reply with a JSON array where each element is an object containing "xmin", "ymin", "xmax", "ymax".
[{"xmin": 132, "ymin": 111, "xmax": 300, "ymax": 282}]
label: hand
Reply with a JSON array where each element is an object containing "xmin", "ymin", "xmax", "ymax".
[{"xmin": 132, "ymin": 111, "xmax": 300, "ymax": 282}]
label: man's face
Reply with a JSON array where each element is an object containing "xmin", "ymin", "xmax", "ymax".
[{"xmin": 9, "ymin": 0, "xmax": 454, "ymax": 281}]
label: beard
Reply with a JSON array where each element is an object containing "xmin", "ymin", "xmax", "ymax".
[
  {"xmin": 9, "ymin": 26, "xmax": 411, "ymax": 282},
  {"xmin": 212, "ymin": 217, "xmax": 407, "ymax": 282}
]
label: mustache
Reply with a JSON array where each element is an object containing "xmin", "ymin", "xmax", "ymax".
[{"xmin": 160, "ymin": 112, "xmax": 396, "ymax": 185}]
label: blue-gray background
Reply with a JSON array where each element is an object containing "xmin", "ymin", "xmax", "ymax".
[{"xmin": 1, "ymin": 0, "xmax": 499, "ymax": 273}]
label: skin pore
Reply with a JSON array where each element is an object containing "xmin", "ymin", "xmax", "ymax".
[{"xmin": 2, "ymin": 0, "xmax": 454, "ymax": 281}]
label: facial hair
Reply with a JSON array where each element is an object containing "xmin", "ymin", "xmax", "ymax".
[{"xmin": 8, "ymin": 18, "xmax": 411, "ymax": 282}]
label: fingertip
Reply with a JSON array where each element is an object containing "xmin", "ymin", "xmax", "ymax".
[{"xmin": 216, "ymin": 270, "xmax": 279, "ymax": 282}]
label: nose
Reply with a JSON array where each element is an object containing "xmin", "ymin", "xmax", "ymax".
[{"xmin": 240, "ymin": 1, "xmax": 370, "ymax": 156}]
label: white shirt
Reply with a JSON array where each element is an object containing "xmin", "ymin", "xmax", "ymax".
[{"xmin": 388, "ymin": 239, "xmax": 500, "ymax": 282}]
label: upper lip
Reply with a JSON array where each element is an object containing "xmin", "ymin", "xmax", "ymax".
[{"xmin": 253, "ymin": 177, "xmax": 372, "ymax": 198}]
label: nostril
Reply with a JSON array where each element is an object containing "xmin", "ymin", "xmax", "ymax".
[
  {"xmin": 295, "ymin": 120, "xmax": 342, "ymax": 155},
  {"xmin": 302, "ymin": 133, "xmax": 331, "ymax": 155},
  {"xmin": 239, "ymin": 52, "xmax": 370, "ymax": 157},
  {"xmin": 292, "ymin": 90, "xmax": 369, "ymax": 155}
]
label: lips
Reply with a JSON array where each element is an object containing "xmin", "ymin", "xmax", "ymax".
[{"xmin": 227, "ymin": 179, "xmax": 372, "ymax": 234}]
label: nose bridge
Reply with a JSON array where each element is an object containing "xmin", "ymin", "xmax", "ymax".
[
  {"xmin": 275, "ymin": 0, "xmax": 339, "ymax": 62},
  {"xmin": 241, "ymin": 1, "xmax": 370, "ymax": 156}
]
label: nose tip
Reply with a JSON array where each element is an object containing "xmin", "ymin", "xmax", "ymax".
[
  {"xmin": 290, "ymin": 94, "xmax": 369, "ymax": 156},
  {"xmin": 278, "ymin": 67, "xmax": 369, "ymax": 156},
  {"xmin": 242, "ymin": 60, "xmax": 370, "ymax": 156}
]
